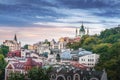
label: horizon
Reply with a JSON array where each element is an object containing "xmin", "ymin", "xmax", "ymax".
[{"xmin": 0, "ymin": 0, "xmax": 120, "ymax": 45}]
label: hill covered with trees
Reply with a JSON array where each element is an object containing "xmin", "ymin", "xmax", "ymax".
[{"xmin": 67, "ymin": 26, "xmax": 120, "ymax": 80}]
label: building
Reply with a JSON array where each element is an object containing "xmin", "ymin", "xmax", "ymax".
[
  {"xmin": 5, "ymin": 57, "xmax": 42, "ymax": 80},
  {"xmin": 49, "ymin": 64, "xmax": 107, "ymax": 80},
  {"xmin": 79, "ymin": 23, "xmax": 85, "ymax": 37},
  {"xmin": 7, "ymin": 50, "xmax": 21, "ymax": 58},
  {"xmin": 28, "ymin": 45, "xmax": 34, "ymax": 50},
  {"xmin": 76, "ymin": 23, "xmax": 88, "ymax": 38},
  {"xmin": 3, "ymin": 34, "xmax": 21, "ymax": 51},
  {"xmin": 79, "ymin": 54, "xmax": 99, "ymax": 67}
]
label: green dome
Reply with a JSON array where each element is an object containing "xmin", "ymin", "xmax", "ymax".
[{"xmin": 80, "ymin": 24, "xmax": 85, "ymax": 32}]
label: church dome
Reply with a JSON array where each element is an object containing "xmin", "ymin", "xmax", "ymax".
[{"xmin": 80, "ymin": 24, "xmax": 85, "ymax": 32}]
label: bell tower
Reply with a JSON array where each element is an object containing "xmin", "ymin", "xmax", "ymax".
[
  {"xmin": 79, "ymin": 22, "xmax": 85, "ymax": 37},
  {"xmin": 14, "ymin": 34, "xmax": 17, "ymax": 42}
]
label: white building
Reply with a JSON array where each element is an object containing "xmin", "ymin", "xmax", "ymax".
[
  {"xmin": 37, "ymin": 43, "xmax": 50, "ymax": 54},
  {"xmin": 79, "ymin": 54, "xmax": 99, "ymax": 67},
  {"xmin": 3, "ymin": 34, "xmax": 21, "ymax": 51}
]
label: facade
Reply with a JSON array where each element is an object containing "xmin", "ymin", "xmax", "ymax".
[
  {"xmin": 28, "ymin": 45, "xmax": 34, "ymax": 50},
  {"xmin": 3, "ymin": 34, "xmax": 21, "ymax": 51},
  {"xmin": 5, "ymin": 57, "xmax": 42, "ymax": 80},
  {"xmin": 76, "ymin": 23, "xmax": 87, "ymax": 38},
  {"xmin": 79, "ymin": 54, "xmax": 99, "ymax": 67},
  {"xmin": 49, "ymin": 64, "xmax": 107, "ymax": 80},
  {"xmin": 79, "ymin": 23, "xmax": 85, "ymax": 37},
  {"xmin": 7, "ymin": 50, "xmax": 21, "ymax": 57}
]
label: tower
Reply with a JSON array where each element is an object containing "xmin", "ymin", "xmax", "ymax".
[
  {"xmin": 79, "ymin": 22, "xmax": 85, "ymax": 37},
  {"xmin": 76, "ymin": 28, "xmax": 78, "ymax": 37},
  {"xmin": 87, "ymin": 27, "xmax": 89, "ymax": 35},
  {"xmin": 14, "ymin": 34, "xmax": 17, "ymax": 41}
]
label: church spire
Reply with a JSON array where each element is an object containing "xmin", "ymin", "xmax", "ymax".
[
  {"xmin": 14, "ymin": 34, "xmax": 17, "ymax": 41},
  {"xmin": 79, "ymin": 22, "xmax": 85, "ymax": 37},
  {"xmin": 87, "ymin": 27, "xmax": 89, "ymax": 35},
  {"xmin": 76, "ymin": 28, "xmax": 78, "ymax": 37}
]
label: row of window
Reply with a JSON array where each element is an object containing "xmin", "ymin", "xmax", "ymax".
[
  {"xmin": 81, "ymin": 59, "xmax": 94, "ymax": 62},
  {"xmin": 51, "ymin": 73, "xmax": 99, "ymax": 80}
]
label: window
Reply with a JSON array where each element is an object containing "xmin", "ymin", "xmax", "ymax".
[
  {"xmin": 56, "ymin": 75, "xmax": 66, "ymax": 80},
  {"xmin": 90, "ymin": 78, "xmax": 99, "ymax": 80},
  {"xmin": 67, "ymin": 76, "xmax": 71, "ymax": 80},
  {"xmin": 83, "ymin": 77, "xmax": 87, "ymax": 80},
  {"xmin": 73, "ymin": 73, "xmax": 80, "ymax": 80},
  {"xmin": 51, "ymin": 74, "xmax": 56, "ymax": 79}
]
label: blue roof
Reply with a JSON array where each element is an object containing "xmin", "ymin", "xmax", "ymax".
[
  {"xmin": 60, "ymin": 51, "xmax": 72, "ymax": 60},
  {"xmin": 78, "ymin": 51, "xmax": 92, "ymax": 56}
]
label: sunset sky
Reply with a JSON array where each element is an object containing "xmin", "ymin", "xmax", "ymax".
[{"xmin": 0, "ymin": 0, "xmax": 120, "ymax": 45}]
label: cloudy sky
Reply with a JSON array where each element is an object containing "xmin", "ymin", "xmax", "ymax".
[{"xmin": 0, "ymin": 0, "xmax": 120, "ymax": 45}]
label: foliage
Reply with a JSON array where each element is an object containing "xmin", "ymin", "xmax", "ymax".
[
  {"xmin": 92, "ymin": 43, "xmax": 111, "ymax": 53},
  {"xmin": 66, "ymin": 26, "xmax": 120, "ymax": 80},
  {"xmin": 0, "ymin": 54, "xmax": 7, "ymax": 80},
  {"xmin": 28, "ymin": 67, "xmax": 52, "ymax": 80},
  {"xmin": 8, "ymin": 72, "xmax": 25, "ymax": 80},
  {"xmin": 8, "ymin": 67, "xmax": 52, "ymax": 80},
  {"xmin": 23, "ymin": 44, "xmax": 28, "ymax": 49},
  {"xmin": 0, "ymin": 45, "xmax": 9, "ymax": 57},
  {"xmin": 66, "ymin": 42, "xmax": 81, "ymax": 50}
]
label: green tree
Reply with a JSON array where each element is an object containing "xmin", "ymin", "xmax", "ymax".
[
  {"xmin": 0, "ymin": 54, "xmax": 7, "ymax": 80},
  {"xmin": 0, "ymin": 45, "xmax": 9, "ymax": 57},
  {"xmin": 8, "ymin": 72, "xmax": 25, "ymax": 80},
  {"xmin": 66, "ymin": 42, "xmax": 81, "ymax": 50},
  {"xmin": 23, "ymin": 44, "xmax": 28, "ymax": 49},
  {"xmin": 28, "ymin": 67, "xmax": 51, "ymax": 80},
  {"xmin": 93, "ymin": 43, "xmax": 111, "ymax": 53}
]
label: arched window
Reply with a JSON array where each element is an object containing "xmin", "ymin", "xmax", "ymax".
[
  {"xmin": 67, "ymin": 76, "xmax": 71, "ymax": 80},
  {"xmin": 56, "ymin": 75, "xmax": 66, "ymax": 80},
  {"xmin": 83, "ymin": 77, "xmax": 87, "ymax": 80},
  {"xmin": 73, "ymin": 73, "xmax": 80, "ymax": 80},
  {"xmin": 51, "ymin": 74, "xmax": 56, "ymax": 79},
  {"xmin": 90, "ymin": 78, "xmax": 99, "ymax": 80}
]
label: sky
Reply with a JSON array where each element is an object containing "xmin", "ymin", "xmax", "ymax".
[{"xmin": 0, "ymin": 0, "xmax": 120, "ymax": 45}]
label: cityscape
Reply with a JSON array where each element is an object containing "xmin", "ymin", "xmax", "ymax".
[{"xmin": 0, "ymin": 0, "xmax": 120, "ymax": 80}]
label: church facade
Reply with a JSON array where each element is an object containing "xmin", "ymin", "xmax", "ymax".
[
  {"xmin": 3, "ymin": 34, "xmax": 21, "ymax": 51},
  {"xmin": 76, "ymin": 23, "xmax": 89, "ymax": 38}
]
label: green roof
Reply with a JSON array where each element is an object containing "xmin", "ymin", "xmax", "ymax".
[{"xmin": 80, "ymin": 24, "xmax": 85, "ymax": 32}]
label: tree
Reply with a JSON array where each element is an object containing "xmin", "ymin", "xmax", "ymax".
[
  {"xmin": 28, "ymin": 67, "xmax": 51, "ymax": 80},
  {"xmin": 8, "ymin": 72, "xmax": 25, "ymax": 80},
  {"xmin": 0, "ymin": 45, "xmax": 9, "ymax": 57},
  {"xmin": 0, "ymin": 54, "xmax": 7, "ymax": 80},
  {"xmin": 92, "ymin": 43, "xmax": 111, "ymax": 53},
  {"xmin": 66, "ymin": 42, "xmax": 81, "ymax": 50},
  {"xmin": 23, "ymin": 44, "xmax": 28, "ymax": 49}
]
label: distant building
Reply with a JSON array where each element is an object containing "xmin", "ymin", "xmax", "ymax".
[
  {"xmin": 76, "ymin": 23, "xmax": 89, "ymax": 38},
  {"xmin": 28, "ymin": 45, "xmax": 34, "ymax": 50},
  {"xmin": 3, "ymin": 34, "xmax": 21, "ymax": 51},
  {"xmin": 7, "ymin": 50, "xmax": 21, "ymax": 58},
  {"xmin": 79, "ymin": 54, "xmax": 99, "ymax": 67},
  {"xmin": 5, "ymin": 57, "xmax": 42, "ymax": 80},
  {"xmin": 49, "ymin": 64, "xmax": 108, "ymax": 80},
  {"xmin": 79, "ymin": 23, "xmax": 85, "ymax": 37}
]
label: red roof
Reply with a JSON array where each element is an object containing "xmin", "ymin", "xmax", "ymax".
[
  {"xmin": 70, "ymin": 61, "xmax": 87, "ymax": 69},
  {"xmin": 7, "ymin": 50, "xmax": 21, "ymax": 57}
]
